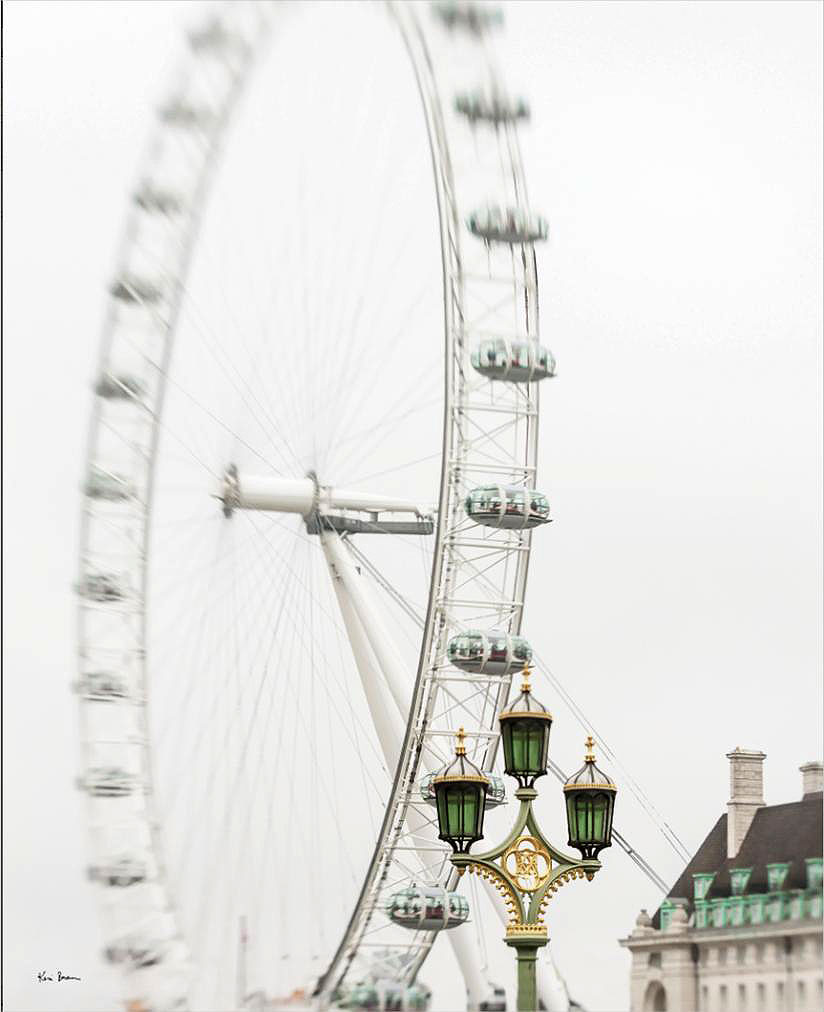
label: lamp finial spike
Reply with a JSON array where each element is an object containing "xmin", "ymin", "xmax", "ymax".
[
  {"xmin": 584, "ymin": 735, "xmax": 595, "ymax": 762},
  {"xmin": 521, "ymin": 662, "xmax": 531, "ymax": 693},
  {"xmin": 456, "ymin": 727, "xmax": 467, "ymax": 756}
]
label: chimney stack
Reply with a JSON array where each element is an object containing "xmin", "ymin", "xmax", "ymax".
[
  {"xmin": 800, "ymin": 760, "xmax": 824, "ymax": 798},
  {"xmin": 726, "ymin": 747, "xmax": 766, "ymax": 859}
]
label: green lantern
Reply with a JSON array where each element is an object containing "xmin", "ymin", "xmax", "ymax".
[
  {"xmin": 498, "ymin": 666, "xmax": 553, "ymax": 788},
  {"xmin": 433, "ymin": 728, "xmax": 490, "ymax": 854},
  {"xmin": 563, "ymin": 737, "xmax": 617, "ymax": 859}
]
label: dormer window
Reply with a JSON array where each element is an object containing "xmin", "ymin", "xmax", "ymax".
[
  {"xmin": 806, "ymin": 858, "xmax": 823, "ymax": 891},
  {"xmin": 767, "ymin": 862, "xmax": 790, "ymax": 892},
  {"xmin": 730, "ymin": 868, "xmax": 752, "ymax": 896},
  {"xmin": 693, "ymin": 873, "xmax": 716, "ymax": 901}
]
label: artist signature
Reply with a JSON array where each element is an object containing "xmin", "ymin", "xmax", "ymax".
[{"xmin": 37, "ymin": 970, "xmax": 81, "ymax": 982}]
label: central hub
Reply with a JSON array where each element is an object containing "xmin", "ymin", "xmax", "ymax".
[{"xmin": 218, "ymin": 466, "xmax": 434, "ymax": 536}]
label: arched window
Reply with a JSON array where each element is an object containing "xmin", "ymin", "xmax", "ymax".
[{"xmin": 643, "ymin": 981, "xmax": 667, "ymax": 1012}]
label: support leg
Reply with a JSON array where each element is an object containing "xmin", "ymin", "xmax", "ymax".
[
  {"xmin": 515, "ymin": 945, "xmax": 539, "ymax": 1012},
  {"xmin": 505, "ymin": 938, "xmax": 548, "ymax": 1012},
  {"xmin": 320, "ymin": 529, "xmax": 488, "ymax": 1010}
]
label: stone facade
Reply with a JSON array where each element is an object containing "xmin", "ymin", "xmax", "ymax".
[
  {"xmin": 620, "ymin": 753, "xmax": 823, "ymax": 1012},
  {"xmin": 625, "ymin": 908, "xmax": 822, "ymax": 1011}
]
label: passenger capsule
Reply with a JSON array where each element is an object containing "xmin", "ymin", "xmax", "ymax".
[
  {"xmin": 74, "ymin": 671, "xmax": 130, "ymax": 702},
  {"xmin": 405, "ymin": 984, "xmax": 432, "ymax": 1012},
  {"xmin": 94, "ymin": 373, "xmax": 147, "ymax": 400},
  {"xmin": 467, "ymin": 206, "xmax": 548, "ymax": 245},
  {"xmin": 188, "ymin": 19, "xmax": 246, "ymax": 53},
  {"xmin": 479, "ymin": 986, "xmax": 508, "ymax": 1012},
  {"xmin": 432, "ymin": 1, "xmax": 503, "ymax": 34},
  {"xmin": 385, "ymin": 885, "xmax": 469, "ymax": 931},
  {"xmin": 89, "ymin": 855, "xmax": 147, "ymax": 887},
  {"xmin": 103, "ymin": 934, "xmax": 165, "ymax": 969},
  {"xmin": 455, "ymin": 90, "xmax": 529, "ymax": 126},
  {"xmin": 81, "ymin": 767, "xmax": 137, "ymax": 798},
  {"xmin": 134, "ymin": 183, "xmax": 183, "ymax": 215},
  {"xmin": 109, "ymin": 275, "xmax": 163, "ymax": 305},
  {"xmin": 471, "ymin": 339, "xmax": 555, "ymax": 382},
  {"xmin": 85, "ymin": 467, "xmax": 134, "ymax": 503},
  {"xmin": 465, "ymin": 486, "xmax": 550, "ymax": 530},
  {"xmin": 447, "ymin": 629, "xmax": 532, "ymax": 674},
  {"xmin": 77, "ymin": 572, "xmax": 127, "ymax": 602},
  {"xmin": 380, "ymin": 983, "xmax": 404, "ymax": 1012},
  {"xmin": 158, "ymin": 99, "xmax": 214, "ymax": 128},
  {"xmin": 340, "ymin": 983, "xmax": 379, "ymax": 1010},
  {"xmin": 419, "ymin": 770, "xmax": 506, "ymax": 809}
]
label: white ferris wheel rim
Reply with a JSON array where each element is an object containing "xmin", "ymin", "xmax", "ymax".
[{"xmin": 76, "ymin": 2, "xmax": 548, "ymax": 1009}]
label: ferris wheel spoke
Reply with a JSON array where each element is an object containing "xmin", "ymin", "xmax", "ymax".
[
  {"xmin": 168, "ymin": 289, "xmax": 306, "ymax": 478},
  {"xmin": 241, "ymin": 518, "xmax": 398, "ymax": 779},
  {"xmin": 146, "ymin": 536, "xmax": 279, "ymax": 683},
  {"xmin": 148, "ymin": 519, "xmax": 259, "ymax": 731},
  {"xmin": 157, "ymin": 534, "xmax": 302, "ymax": 819},
  {"xmin": 182, "ymin": 545, "xmax": 314, "ymax": 948},
  {"xmin": 321, "ymin": 300, "xmax": 439, "ymax": 478},
  {"xmin": 331, "ymin": 387, "xmax": 443, "ymax": 488},
  {"xmin": 312, "ymin": 153, "xmax": 409, "ymax": 454},
  {"xmin": 155, "ymin": 563, "xmax": 297, "ymax": 825},
  {"xmin": 348, "ymin": 450, "xmax": 443, "ymax": 488},
  {"xmin": 160, "ymin": 356, "xmax": 287, "ymax": 476},
  {"xmin": 318, "ymin": 359, "xmax": 438, "ymax": 466}
]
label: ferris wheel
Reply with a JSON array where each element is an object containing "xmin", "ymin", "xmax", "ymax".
[{"xmin": 75, "ymin": 2, "xmax": 563, "ymax": 1009}]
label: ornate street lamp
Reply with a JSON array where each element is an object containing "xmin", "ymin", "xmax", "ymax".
[
  {"xmin": 433, "ymin": 727, "xmax": 490, "ymax": 853},
  {"xmin": 433, "ymin": 667, "xmax": 617, "ymax": 1012},
  {"xmin": 498, "ymin": 667, "xmax": 552, "ymax": 788},
  {"xmin": 564, "ymin": 736, "xmax": 617, "ymax": 860}
]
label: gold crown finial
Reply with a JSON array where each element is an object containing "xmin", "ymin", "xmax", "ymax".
[
  {"xmin": 456, "ymin": 727, "xmax": 467, "ymax": 756},
  {"xmin": 521, "ymin": 663, "xmax": 531, "ymax": 693},
  {"xmin": 584, "ymin": 735, "xmax": 595, "ymax": 762}
]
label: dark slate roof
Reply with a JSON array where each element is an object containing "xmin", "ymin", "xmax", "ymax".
[{"xmin": 652, "ymin": 791, "xmax": 822, "ymax": 928}]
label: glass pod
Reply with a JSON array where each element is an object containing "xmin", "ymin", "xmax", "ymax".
[
  {"xmin": 465, "ymin": 486, "xmax": 550, "ymax": 530},
  {"xmin": 471, "ymin": 339, "xmax": 555, "ymax": 382},
  {"xmin": 447, "ymin": 629, "xmax": 532, "ymax": 675}
]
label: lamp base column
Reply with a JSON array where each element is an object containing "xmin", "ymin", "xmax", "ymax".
[{"xmin": 505, "ymin": 931, "xmax": 549, "ymax": 1012}]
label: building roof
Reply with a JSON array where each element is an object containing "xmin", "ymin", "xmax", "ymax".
[{"xmin": 653, "ymin": 791, "xmax": 822, "ymax": 928}]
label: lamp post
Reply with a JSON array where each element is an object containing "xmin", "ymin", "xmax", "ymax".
[{"xmin": 433, "ymin": 667, "xmax": 617, "ymax": 1012}]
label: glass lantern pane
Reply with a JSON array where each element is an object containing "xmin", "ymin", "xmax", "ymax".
[
  {"xmin": 461, "ymin": 790, "xmax": 478, "ymax": 836},
  {"xmin": 576, "ymin": 796, "xmax": 591, "ymax": 839},
  {"xmin": 591, "ymin": 794, "xmax": 607, "ymax": 841},
  {"xmin": 446, "ymin": 790, "xmax": 463, "ymax": 836},
  {"xmin": 565, "ymin": 795, "xmax": 577, "ymax": 841},
  {"xmin": 526, "ymin": 727, "xmax": 542, "ymax": 770},
  {"xmin": 510, "ymin": 727, "xmax": 526, "ymax": 771}
]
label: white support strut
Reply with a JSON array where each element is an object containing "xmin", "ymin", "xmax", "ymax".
[{"xmin": 320, "ymin": 529, "xmax": 492, "ymax": 1011}]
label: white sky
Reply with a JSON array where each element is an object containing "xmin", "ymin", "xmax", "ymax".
[{"xmin": 3, "ymin": 2, "xmax": 822, "ymax": 1011}]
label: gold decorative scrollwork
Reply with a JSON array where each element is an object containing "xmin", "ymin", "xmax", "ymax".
[{"xmin": 503, "ymin": 836, "xmax": 552, "ymax": 893}]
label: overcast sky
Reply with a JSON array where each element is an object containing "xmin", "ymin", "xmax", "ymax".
[{"xmin": 3, "ymin": 2, "xmax": 822, "ymax": 1011}]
